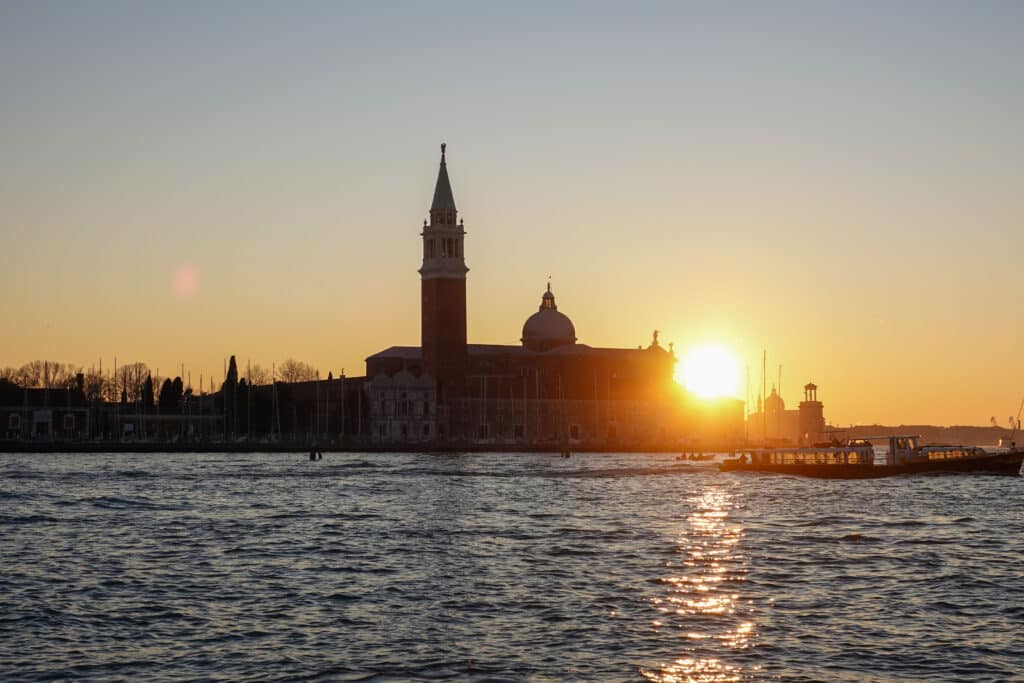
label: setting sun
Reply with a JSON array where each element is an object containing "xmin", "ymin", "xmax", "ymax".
[{"xmin": 677, "ymin": 345, "xmax": 740, "ymax": 399}]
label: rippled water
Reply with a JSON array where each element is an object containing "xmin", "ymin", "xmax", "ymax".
[{"xmin": 2, "ymin": 452, "xmax": 1023, "ymax": 682}]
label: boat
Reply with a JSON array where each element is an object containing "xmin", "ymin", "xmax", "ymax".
[{"xmin": 721, "ymin": 435, "xmax": 1024, "ymax": 479}]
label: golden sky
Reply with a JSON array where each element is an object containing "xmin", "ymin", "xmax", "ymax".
[{"xmin": 2, "ymin": 3, "xmax": 1022, "ymax": 426}]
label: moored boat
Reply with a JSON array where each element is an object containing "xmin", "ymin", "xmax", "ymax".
[{"xmin": 721, "ymin": 435, "xmax": 1024, "ymax": 479}]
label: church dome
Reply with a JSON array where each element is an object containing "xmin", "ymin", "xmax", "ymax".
[{"xmin": 521, "ymin": 284, "xmax": 577, "ymax": 351}]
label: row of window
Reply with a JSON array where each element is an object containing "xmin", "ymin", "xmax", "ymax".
[
  {"xmin": 378, "ymin": 400, "xmax": 430, "ymax": 417},
  {"xmin": 379, "ymin": 422, "xmax": 432, "ymax": 438},
  {"xmin": 7, "ymin": 414, "xmax": 77, "ymax": 430},
  {"xmin": 926, "ymin": 449, "xmax": 979, "ymax": 460},
  {"xmin": 424, "ymin": 238, "xmax": 461, "ymax": 259},
  {"xmin": 760, "ymin": 450, "xmax": 870, "ymax": 466}
]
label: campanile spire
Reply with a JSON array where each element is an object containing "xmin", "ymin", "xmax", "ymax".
[{"xmin": 430, "ymin": 143, "xmax": 457, "ymax": 223}]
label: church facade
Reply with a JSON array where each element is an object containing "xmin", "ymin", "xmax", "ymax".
[{"xmin": 364, "ymin": 146, "xmax": 740, "ymax": 448}]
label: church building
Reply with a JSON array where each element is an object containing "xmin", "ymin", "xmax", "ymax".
[{"xmin": 363, "ymin": 145, "xmax": 701, "ymax": 448}]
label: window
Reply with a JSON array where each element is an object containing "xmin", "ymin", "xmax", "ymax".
[
  {"xmin": 400, "ymin": 424, "xmax": 408, "ymax": 437},
  {"xmin": 63, "ymin": 414, "xmax": 75, "ymax": 431},
  {"xmin": 8, "ymin": 414, "xmax": 20, "ymax": 430},
  {"xmin": 478, "ymin": 424, "xmax": 489, "ymax": 439},
  {"xmin": 422, "ymin": 423, "xmax": 430, "ymax": 436},
  {"xmin": 514, "ymin": 424, "xmax": 525, "ymax": 439},
  {"xmin": 427, "ymin": 240, "xmax": 436, "ymax": 258},
  {"xmin": 379, "ymin": 423, "xmax": 387, "ymax": 437}
]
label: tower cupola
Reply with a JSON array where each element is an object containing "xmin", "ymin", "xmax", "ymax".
[{"xmin": 521, "ymin": 282, "xmax": 577, "ymax": 352}]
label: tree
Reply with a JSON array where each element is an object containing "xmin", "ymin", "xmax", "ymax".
[
  {"xmin": 247, "ymin": 364, "xmax": 272, "ymax": 386},
  {"xmin": 158, "ymin": 377, "xmax": 184, "ymax": 414},
  {"xmin": 171, "ymin": 377, "xmax": 183, "ymax": 413},
  {"xmin": 116, "ymin": 362, "xmax": 149, "ymax": 402},
  {"xmin": 12, "ymin": 361, "xmax": 78, "ymax": 388},
  {"xmin": 221, "ymin": 356, "xmax": 239, "ymax": 393},
  {"xmin": 237, "ymin": 378, "xmax": 249, "ymax": 435},
  {"xmin": 278, "ymin": 358, "xmax": 318, "ymax": 383},
  {"xmin": 81, "ymin": 369, "xmax": 110, "ymax": 402},
  {"xmin": 222, "ymin": 356, "xmax": 239, "ymax": 436},
  {"xmin": 142, "ymin": 375, "xmax": 155, "ymax": 413},
  {"xmin": 159, "ymin": 378, "xmax": 174, "ymax": 413}
]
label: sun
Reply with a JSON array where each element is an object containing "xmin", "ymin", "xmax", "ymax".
[{"xmin": 676, "ymin": 345, "xmax": 740, "ymax": 399}]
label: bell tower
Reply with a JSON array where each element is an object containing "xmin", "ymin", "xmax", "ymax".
[{"xmin": 419, "ymin": 143, "xmax": 468, "ymax": 400}]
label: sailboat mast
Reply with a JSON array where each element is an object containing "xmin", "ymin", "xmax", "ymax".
[
  {"xmin": 778, "ymin": 364, "xmax": 782, "ymax": 441},
  {"xmin": 761, "ymin": 350, "xmax": 766, "ymax": 444}
]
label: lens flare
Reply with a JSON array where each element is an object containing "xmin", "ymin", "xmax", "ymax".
[{"xmin": 173, "ymin": 263, "xmax": 200, "ymax": 298}]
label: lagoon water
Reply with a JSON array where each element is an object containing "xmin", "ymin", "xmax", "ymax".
[{"xmin": 2, "ymin": 452, "xmax": 1023, "ymax": 682}]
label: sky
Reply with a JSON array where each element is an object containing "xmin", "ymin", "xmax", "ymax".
[{"xmin": 1, "ymin": 1, "xmax": 1022, "ymax": 426}]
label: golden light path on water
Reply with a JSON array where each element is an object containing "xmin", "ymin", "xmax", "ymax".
[{"xmin": 641, "ymin": 485, "xmax": 758, "ymax": 683}]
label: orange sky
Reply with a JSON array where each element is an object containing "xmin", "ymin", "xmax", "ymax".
[{"xmin": 2, "ymin": 4, "xmax": 1023, "ymax": 427}]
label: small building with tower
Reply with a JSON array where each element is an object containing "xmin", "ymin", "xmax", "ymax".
[{"xmin": 747, "ymin": 381, "xmax": 829, "ymax": 445}]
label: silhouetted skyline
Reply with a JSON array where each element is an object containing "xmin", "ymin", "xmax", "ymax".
[{"xmin": 2, "ymin": 3, "xmax": 1023, "ymax": 425}]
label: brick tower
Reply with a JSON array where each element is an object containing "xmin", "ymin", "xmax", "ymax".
[{"xmin": 419, "ymin": 143, "xmax": 468, "ymax": 402}]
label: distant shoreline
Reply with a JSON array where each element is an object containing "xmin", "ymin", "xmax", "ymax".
[{"xmin": 0, "ymin": 441, "xmax": 732, "ymax": 455}]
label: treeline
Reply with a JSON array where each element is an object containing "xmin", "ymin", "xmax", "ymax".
[{"xmin": 0, "ymin": 356, "xmax": 328, "ymax": 408}]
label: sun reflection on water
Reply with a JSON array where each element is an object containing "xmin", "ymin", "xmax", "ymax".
[{"xmin": 641, "ymin": 486, "xmax": 755, "ymax": 682}]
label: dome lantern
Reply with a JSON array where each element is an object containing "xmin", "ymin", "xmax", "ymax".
[{"xmin": 521, "ymin": 283, "xmax": 577, "ymax": 352}]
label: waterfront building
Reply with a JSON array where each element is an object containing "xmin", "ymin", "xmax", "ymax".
[
  {"xmin": 363, "ymin": 145, "xmax": 737, "ymax": 448},
  {"xmin": 746, "ymin": 382, "xmax": 827, "ymax": 445},
  {"xmin": 0, "ymin": 380, "xmax": 90, "ymax": 441},
  {"xmin": 798, "ymin": 383, "xmax": 826, "ymax": 444}
]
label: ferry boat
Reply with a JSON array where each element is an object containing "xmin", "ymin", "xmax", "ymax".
[{"xmin": 721, "ymin": 435, "xmax": 1024, "ymax": 479}]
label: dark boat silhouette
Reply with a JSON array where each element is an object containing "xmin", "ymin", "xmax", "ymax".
[{"xmin": 721, "ymin": 435, "xmax": 1024, "ymax": 479}]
